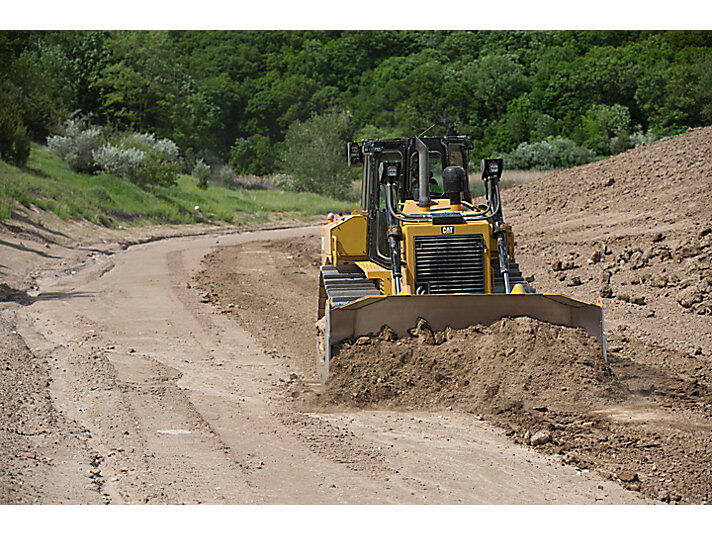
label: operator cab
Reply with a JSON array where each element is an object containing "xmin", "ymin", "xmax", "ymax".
[{"xmin": 348, "ymin": 136, "xmax": 475, "ymax": 267}]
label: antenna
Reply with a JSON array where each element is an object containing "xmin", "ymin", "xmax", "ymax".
[{"xmin": 417, "ymin": 124, "xmax": 435, "ymax": 137}]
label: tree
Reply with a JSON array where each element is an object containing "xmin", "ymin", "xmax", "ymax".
[
  {"xmin": 229, "ymin": 134, "xmax": 275, "ymax": 175},
  {"xmin": 279, "ymin": 110, "xmax": 354, "ymax": 199}
]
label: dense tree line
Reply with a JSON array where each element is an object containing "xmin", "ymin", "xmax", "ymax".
[{"xmin": 2, "ymin": 30, "xmax": 711, "ymax": 179}]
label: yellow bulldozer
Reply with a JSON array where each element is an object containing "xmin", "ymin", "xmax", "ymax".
[{"xmin": 316, "ymin": 135, "xmax": 606, "ymax": 381}]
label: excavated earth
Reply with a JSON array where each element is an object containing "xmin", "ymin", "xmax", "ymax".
[{"xmin": 196, "ymin": 126, "xmax": 712, "ymax": 504}]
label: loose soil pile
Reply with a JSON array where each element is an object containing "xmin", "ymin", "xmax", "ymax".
[
  {"xmin": 323, "ymin": 317, "xmax": 617, "ymax": 412},
  {"xmin": 504, "ymin": 126, "xmax": 712, "ymax": 356}
]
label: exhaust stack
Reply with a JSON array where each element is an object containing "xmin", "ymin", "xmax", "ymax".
[{"xmin": 415, "ymin": 137, "xmax": 430, "ymax": 209}]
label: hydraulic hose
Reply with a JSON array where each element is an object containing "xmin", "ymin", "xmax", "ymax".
[{"xmin": 384, "ymin": 184, "xmax": 403, "ymax": 294}]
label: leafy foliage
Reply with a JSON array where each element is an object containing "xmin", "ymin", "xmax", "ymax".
[
  {"xmin": 0, "ymin": 89, "xmax": 31, "ymax": 166},
  {"xmin": 134, "ymin": 151, "xmax": 181, "ymax": 188},
  {"xmin": 504, "ymin": 137, "xmax": 596, "ymax": 170},
  {"xmin": 279, "ymin": 110, "xmax": 355, "ymax": 199},
  {"xmin": 192, "ymin": 159, "xmax": 211, "ymax": 190},
  {"xmin": 229, "ymin": 134, "xmax": 274, "ymax": 175},
  {"xmin": 3, "ymin": 30, "xmax": 712, "ymax": 185},
  {"xmin": 92, "ymin": 144, "xmax": 144, "ymax": 180},
  {"xmin": 46, "ymin": 117, "xmax": 104, "ymax": 172}
]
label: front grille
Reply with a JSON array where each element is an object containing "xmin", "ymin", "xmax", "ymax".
[{"xmin": 414, "ymin": 235, "xmax": 486, "ymax": 294}]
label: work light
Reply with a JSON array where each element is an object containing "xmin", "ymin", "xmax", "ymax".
[{"xmin": 481, "ymin": 158, "xmax": 503, "ymax": 181}]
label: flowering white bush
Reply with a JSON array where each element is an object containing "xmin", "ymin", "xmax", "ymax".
[
  {"xmin": 629, "ymin": 129, "xmax": 658, "ymax": 147},
  {"xmin": 505, "ymin": 137, "xmax": 595, "ymax": 170},
  {"xmin": 128, "ymin": 132, "xmax": 156, "ymax": 146},
  {"xmin": 153, "ymin": 138, "xmax": 180, "ymax": 162},
  {"xmin": 47, "ymin": 117, "xmax": 104, "ymax": 172},
  {"xmin": 92, "ymin": 144, "xmax": 145, "ymax": 180}
]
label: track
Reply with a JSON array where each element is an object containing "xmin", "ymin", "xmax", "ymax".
[{"xmin": 2, "ymin": 226, "xmax": 643, "ymax": 504}]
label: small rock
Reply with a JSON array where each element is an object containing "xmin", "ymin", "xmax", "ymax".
[
  {"xmin": 530, "ymin": 430, "xmax": 552, "ymax": 446},
  {"xmin": 356, "ymin": 336, "xmax": 370, "ymax": 345},
  {"xmin": 678, "ymin": 286, "xmax": 702, "ymax": 309},
  {"xmin": 588, "ymin": 250, "xmax": 602, "ymax": 265},
  {"xmin": 618, "ymin": 470, "xmax": 638, "ymax": 483},
  {"xmin": 377, "ymin": 325, "xmax": 397, "ymax": 342},
  {"xmin": 652, "ymin": 232, "xmax": 665, "ymax": 243},
  {"xmin": 408, "ymin": 318, "xmax": 435, "ymax": 345},
  {"xmin": 523, "ymin": 430, "xmax": 532, "ymax": 443}
]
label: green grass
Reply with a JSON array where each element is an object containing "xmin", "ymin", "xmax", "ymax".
[{"xmin": 0, "ymin": 144, "xmax": 355, "ymax": 227}]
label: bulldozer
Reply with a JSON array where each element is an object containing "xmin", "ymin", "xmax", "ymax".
[{"xmin": 316, "ymin": 135, "xmax": 606, "ymax": 381}]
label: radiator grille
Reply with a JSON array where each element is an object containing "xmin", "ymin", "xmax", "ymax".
[{"xmin": 414, "ymin": 235, "xmax": 486, "ymax": 294}]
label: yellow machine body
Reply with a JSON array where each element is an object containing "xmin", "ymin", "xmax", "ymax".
[{"xmin": 321, "ymin": 199, "xmax": 514, "ymax": 296}]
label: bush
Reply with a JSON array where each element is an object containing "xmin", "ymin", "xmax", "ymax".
[
  {"xmin": 279, "ymin": 110, "xmax": 354, "ymax": 199},
  {"xmin": 134, "ymin": 151, "xmax": 180, "ymax": 187},
  {"xmin": 216, "ymin": 165, "xmax": 236, "ymax": 187},
  {"xmin": 92, "ymin": 144, "xmax": 145, "ymax": 181},
  {"xmin": 629, "ymin": 129, "xmax": 658, "ymax": 147},
  {"xmin": 154, "ymin": 137, "xmax": 180, "ymax": 163},
  {"xmin": 504, "ymin": 137, "xmax": 596, "ymax": 170},
  {"xmin": 47, "ymin": 117, "xmax": 104, "ymax": 172},
  {"xmin": 229, "ymin": 134, "xmax": 275, "ymax": 175},
  {"xmin": 0, "ymin": 92, "xmax": 31, "ymax": 166},
  {"xmin": 192, "ymin": 159, "xmax": 211, "ymax": 190},
  {"xmin": 119, "ymin": 132, "xmax": 180, "ymax": 163}
]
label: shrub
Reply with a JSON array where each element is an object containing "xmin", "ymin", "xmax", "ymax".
[
  {"xmin": 153, "ymin": 137, "xmax": 180, "ymax": 163},
  {"xmin": 504, "ymin": 137, "xmax": 596, "ymax": 170},
  {"xmin": 134, "ymin": 151, "xmax": 180, "ymax": 188},
  {"xmin": 192, "ymin": 159, "xmax": 211, "ymax": 190},
  {"xmin": 92, "ymin": 144, "xmax": 145, "ymax": 180},
  {"xmin": 117, "ymin": 132, "xmax": 180, "ymax": 163},
  {"xmin": 629, "ymin": 129, "xmax": 658, "ymax": 147},
  {"xmin": 229, "ymin": 134, "xmax": 275, "ymax": 175},
  {"xmin": 279, "ymin": 110, "xmax": 354, "ymax": 199},
  {"xmin": 217, "ymin": 165, "xmax": 237, "ymax": 186},
  {"xmin": 0, "ymin": 93, "xmax": 31, "ymax": 166},
  {"xmin": 47, "ymin": 117, "xmax": 103, "ymax": 172},
  {"xmin": 273, "ymin": 173, "xmax": 292, "ymax": 189}
]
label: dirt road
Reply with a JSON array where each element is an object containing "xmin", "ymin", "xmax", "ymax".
[{"xmin": 2, "ymin": 226, "xmax": 641, "ymax": 504}]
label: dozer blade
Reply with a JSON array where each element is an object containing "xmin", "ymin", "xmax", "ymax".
[{"xmin": 316, "ymin": 293, "xmax": 605, "ymax": 382}]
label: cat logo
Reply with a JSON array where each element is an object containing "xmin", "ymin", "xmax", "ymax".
[{"xmin": 441, "ymin": 226, "xmax": 455, "ymax": 234}]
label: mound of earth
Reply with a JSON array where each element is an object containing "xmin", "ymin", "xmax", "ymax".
[
  {"xmin": 503, "ymin": 126, "xmax": 712, "ymax": 356},
  {"xmin": 322, "ymin": 317, "xmax": 619, "ymax": 413}
]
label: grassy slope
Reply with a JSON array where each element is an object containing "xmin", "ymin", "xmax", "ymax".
[{"xmin": 0, "ymin": 144, "xmax": 355, "ymax": 226}]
